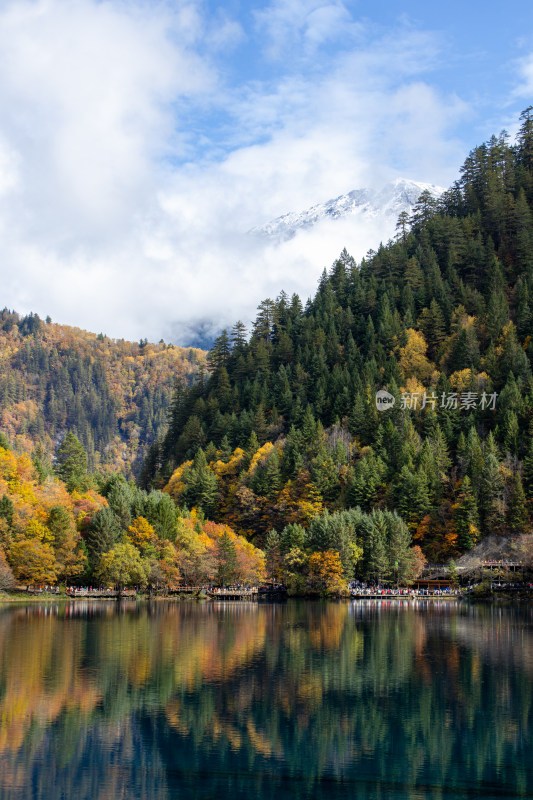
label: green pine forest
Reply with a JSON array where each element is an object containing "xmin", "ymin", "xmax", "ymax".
[{"xmin": 141, "ymin": 109, "xmax": 533, "ymax": 568}]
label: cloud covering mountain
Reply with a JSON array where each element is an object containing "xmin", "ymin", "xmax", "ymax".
[
  {"xmin": 250, "ymin": 179, "xmax": 444, "ymax": 242},
  {"xmin": 0, "ymin": 0, "xmax": 530, "ymax": 345}
]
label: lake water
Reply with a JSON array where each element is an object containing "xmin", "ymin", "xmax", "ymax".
[{"xmin": 0, "ymin": 599, "xmax": 532, "ymax": 799}]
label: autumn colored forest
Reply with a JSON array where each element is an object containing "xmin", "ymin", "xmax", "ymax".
[
  {"xmin": 3, "ymin": 111, "xmax": 533, "ymax": 595},
  {"xmin": 0, "ymin": 434, "xmax": 265, "ymax": 592},
  {"xmin": 0, "ymin": 311, "xmax": 205, "ymax": 475}
]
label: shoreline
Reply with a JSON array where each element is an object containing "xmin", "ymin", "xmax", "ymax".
[{"xmin": 2, "ymin": 590, "xmax": 532, "ymax": 605}]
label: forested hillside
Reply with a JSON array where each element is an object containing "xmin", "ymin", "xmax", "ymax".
[
  {"xmin": 144, "ymin": 109, "xmax": 533, "ymax": 564},
  {"xmin": 0, "ymin": 312, "xmax": 205, "ymax": 476}
]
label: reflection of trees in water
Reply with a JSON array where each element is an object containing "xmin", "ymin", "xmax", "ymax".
[
  {"xmin": 0, "ymin": 605, "xmax": 168, "ymax": 800},
  {"xmin": 0, "ymin": 601, "xmax": 532, "ymax": 799},
  {"xmin": 2, "ymin": 717, "xmax": 168, "ymax": 800},
  {"xmin": 449, "ymin": 605, "xmax": 533, "ymax": 677},
  {"xmin": 0, "ymin": 600, "xmax": 270, "ymax": 799}
]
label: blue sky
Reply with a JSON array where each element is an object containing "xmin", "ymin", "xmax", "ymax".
[
  {"xmin": 0, "ymin": 0, "xmax": 532, "ymax": 343},
  {"xmin": 168, "ymin": 0, "xmax": 533, "ymax": 164}
]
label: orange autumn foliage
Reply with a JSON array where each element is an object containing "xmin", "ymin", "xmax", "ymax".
[
  {"xmin": 165, "ymin": 444, "xmax": 324, "ymax": 539},
  {"xmin": 174, "ymin": 512, "xmax": 265, "ymax": 586},
  {"xmin": 307, "ymin": 550, "xmax": 347, "ymax": 596},
  {"xmin": 0, "ymin": 445, "xmax": 104, "ymax": 584}
]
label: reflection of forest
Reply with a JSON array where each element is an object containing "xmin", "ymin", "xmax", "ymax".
[
  {"xmin": 0, "ymin": 601, "xmax": 532, "ymax": 799},
  {"xmin": 451, "ymin": 605, "xmax": 533, "ymax": 677}
]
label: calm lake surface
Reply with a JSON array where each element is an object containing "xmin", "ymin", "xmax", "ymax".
[{"xmin": 1, "ymin": 599, "xmax": 532, "ymax": 800}]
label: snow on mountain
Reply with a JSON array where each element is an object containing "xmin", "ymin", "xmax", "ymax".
[{"xmin": 249, "ymin": 178, "xmax": 445, "ymax": 242}]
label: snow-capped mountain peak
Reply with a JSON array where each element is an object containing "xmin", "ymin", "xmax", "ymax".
[{"xmin": 250, "ymin": 178, "xmax": 445, "ymax": 242}]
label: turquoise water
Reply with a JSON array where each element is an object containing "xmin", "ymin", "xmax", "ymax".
[{"xmin": 0, "ymin": 599, "xmax": 532, "ymax": 799}]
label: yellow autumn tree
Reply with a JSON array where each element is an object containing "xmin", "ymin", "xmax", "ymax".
[
  {"xmin": 236, "ymin": 538, "xmax": 266, "ymax": 586},
  {"xmin": 398, "ymin": 329, "xmax": 435, "ymax": 384},
  {"xmin": 9, "ymin": 538, "xmax": 58, "ymax": 588},
  {"xmin": 173, "ymin": 515, "xmax": 216, "ymax": 584},
  {"xmin": 448, "ymin": 369, "xmax": 475, "ymax": 391},
  {"xmin": 127, "ymin": 516, "xmax": 156, "ymax": 553},
  {"xmin": 246, "ymin": 442, "xmax": 275, "ymax": 477},
  {"xmin": 164, "ymin": 460, "xmax": 192, "ymax": 502},
  {"xmin": 157, "ymin": 540, "xmax": 181, "ymax": 586}
]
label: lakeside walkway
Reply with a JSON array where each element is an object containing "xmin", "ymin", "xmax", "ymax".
[{"xmin": 9, "ymin": 582, "xmax": 530, "ymax": 603}]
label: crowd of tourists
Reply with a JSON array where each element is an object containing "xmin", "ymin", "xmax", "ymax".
[
  {"xmin": 20, "ymin": 579, "xmax": 533, "ymax": 597},
  {"xmin": 348, "ymin": 582, "xmax": 462, "ymax": 597},
  {"xmin": 65, "ymin": 586, "xmax": 137, "ymax": 595}
]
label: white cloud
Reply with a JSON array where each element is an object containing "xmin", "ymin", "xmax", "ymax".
[
  {"xmin": 254, "ymin": 0, "xmax": 363, "ymax": 60},
  {"xmin": 0, "ymin": 0, "xmax": 471, "ymax": 345},
  {"xmin": 0, "ymin": 136, "xmax": 20, "ymax": 198},
  {"xmin": 0, "ymin": 0, "xmax": 214, "ymax": 244},
  {"xmin": 146, "ymin": 75, "xmax": 466, "ymax": 343},
  {"xmin": 513, "ymin": 52, "xmax": 533, "ymax": 98}
]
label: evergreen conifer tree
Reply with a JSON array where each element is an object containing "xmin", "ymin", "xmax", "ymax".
[
  {"xmin": 55, "ymin": 432, "xmax": 88, "ymax": 491},
  {"xmin": 507, "ymin": 472, "xmax": 528, "ymax": 532},
  {"xmin": 453, "ymin": 476, "xmax": 479, "ymax": 550},
  {"xmin": 215, "ymin": 531, "xmax": 238, "ymax": 587}
]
